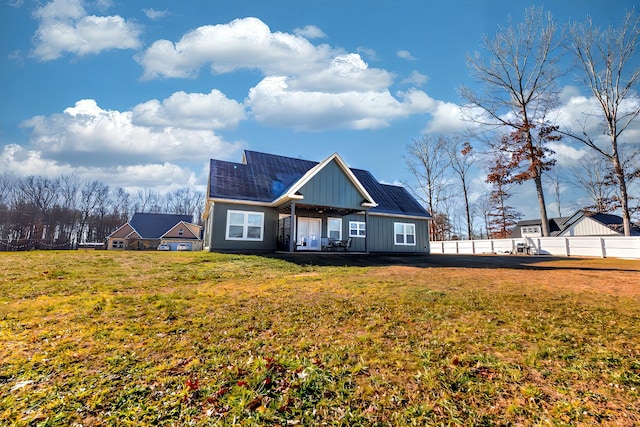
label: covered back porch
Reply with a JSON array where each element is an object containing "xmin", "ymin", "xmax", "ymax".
[{"xmin": 276, "ymin": 202, "xmax": 369, "ymax": 253}]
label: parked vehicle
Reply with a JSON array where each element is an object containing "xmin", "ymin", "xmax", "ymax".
[
  {"xmin": 157, "ymin": 244, "xmax": 170, "ymax": 251},
  {"xmin": 176, "ymin": 243, "xmax": 189, "ymax": 251}
]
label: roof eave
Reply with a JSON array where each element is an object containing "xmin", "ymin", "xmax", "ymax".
[
  {"xmin": 369, "ymin": 211, "xmax": 432, "ymax": 220},
  {"xmin": 207, "ymin": 197, "xmax": 273, "ymax": 207}
]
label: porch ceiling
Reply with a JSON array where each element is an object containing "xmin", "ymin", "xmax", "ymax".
[{"xmin": 277, "ymin": 203, "xmax": 364, "ymax": 216}]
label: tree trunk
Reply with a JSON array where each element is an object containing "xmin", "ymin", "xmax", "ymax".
[
  {"xmin": 524, "ymin": 124, "xmax": 550, "ymax": 237},
  {"xmin": 612, "ymin": 155, "xmax": 632, "ymax": 236},
  {"xmin": 462, "ymin": 180, "xmax": 472, "ymax": 239},
  {"xmin": 534, "ymin": 174, "xmax": 549, "ymax": 236}
]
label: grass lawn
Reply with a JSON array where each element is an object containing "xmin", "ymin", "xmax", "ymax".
[{"xmin": 1, "ymin": 251, "xmax": 639, "ymax": 426}]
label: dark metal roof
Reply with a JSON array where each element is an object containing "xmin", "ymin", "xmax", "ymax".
[
  {"xmin": 590, "ymin": 213, "xmax": 628, "ymax": 226},
  {"xmin": 350, "ymin": 168, "xmax": 430, "ymax": 217},
  {"xmin": 129, "ymin": 213, "xmax": 194, "ymax": 239},
  {"xmin": 209, "ymin": 150, "xmax": 431, "ymax": 218},
  {"xmin": 209, "ymin": 151, "xmax": 317, "ymax": 202}
]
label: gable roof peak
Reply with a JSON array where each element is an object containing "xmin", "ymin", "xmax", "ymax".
[{"xmin": 272, "ymin": 151, "xmax": 377, "ymax": 208}]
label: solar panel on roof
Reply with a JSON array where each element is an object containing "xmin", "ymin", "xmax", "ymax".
[{"xmin": 209, "ymin": 151, "xmax": 431, "ymax": 218}]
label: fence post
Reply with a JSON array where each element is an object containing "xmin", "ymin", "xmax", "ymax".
[
  {"xmin": 600, "ymin": 238, "xmax": 606, "ymax": 258},
  {"xmin": 565, "ymin": 238, "xmax": 570, "ymax": 257}
]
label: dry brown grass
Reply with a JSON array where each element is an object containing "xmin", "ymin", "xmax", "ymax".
[{"xmin": 1, "ymin": 251, "xmax": 638, "ymax": 426}]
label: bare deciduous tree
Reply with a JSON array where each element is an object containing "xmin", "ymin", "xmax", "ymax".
[
  {"xmin": 565, "ymin": 10, "xmax": 640, "ymax": 235},
  {"xmin": 460, "ymin": 6, "xmax": 564, "ymax": 236},
  {"xmin": 113, "ymin": 187, "xmax": 131, "ymax": 223},
  {"xmin": 447, "ymin": 140, "xmax": 476, "ymax": 239},
  {"xmin": 77, "ymin": 180, "xmax": 110, "ymax": 243},
  {"xmin": 545, "ymin": 168, "xmax": 565, "ymax": 218},
  {"xmin": 569, "ymin": 152, "xmax": 618, "ymax": 213},
  {"xmin": 404, "ymin": 135, "xmax": 452, "ymax": 240},
  {"xmin": 134, "ymin": 189, "xmax": 160, "ymax": 213},
  {"xmin": 472, "ymin": 193, "xmax": 492, "ymax": 239},
  {"xmin": 0, "ymin": 172, "xmax": 16, "ymax": 239},
  {"xmin": 0, "ymin": 173, "xmax": 206, "ymax": 248},
  {"xmin": 18, "ymin": 175, "xmax": 59, "ymax": 239},
  {"xmin": 167, "ymin": 187, "xmax": 203, "ymax": 220}
]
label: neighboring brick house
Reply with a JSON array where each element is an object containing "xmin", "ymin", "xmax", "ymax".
[{"xmin": 107, "ymin": 213, "xmax": 203, "ymax": 251}]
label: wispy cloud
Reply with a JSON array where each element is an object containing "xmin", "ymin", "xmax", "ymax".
[
  {"xmin": 397, "ymin": 50, "xmax": 417, "ymax": 60},
  {"xmin": 293, "ymin": 24, "xmax": 326, "ymax": 39},
  {"xmin": 402, "ymin": 70, "xmax": 428, "ymax": 86},
  {"xmin": 143, "ymin": 8, "xmax": 169, "ymax": 20}
]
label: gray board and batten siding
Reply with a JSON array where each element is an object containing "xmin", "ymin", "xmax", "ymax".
[
  {"xmin": 296, "ymin": 160, "xmax": 366, "ymax": 210},
  {"xmin": 204, "ymin": 151, "xmax": 432, "ymax": 253}
]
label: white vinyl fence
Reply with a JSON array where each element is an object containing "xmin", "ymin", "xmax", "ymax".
[{"xmin": 430, "ymin": 236, "xmax": 640, "ymax": 259}]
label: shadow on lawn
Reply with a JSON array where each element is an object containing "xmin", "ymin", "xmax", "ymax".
[{"xmin": 260, "ymin": 252, "xmax": 640, "ymax": 272}]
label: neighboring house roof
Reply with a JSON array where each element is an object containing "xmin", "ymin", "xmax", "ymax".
[
  {"xmin": 108, "ymin": 223, "xmax": 135, "ymax": 239},
  {"xmin": 208, "ymin": 150, "xmax": 431, "ymax": 219},
  {"xmin": 559, "ymin": 211, "xmax": 640, "ymax": 236},
  {"xmin": 160, "ymin": 221, "xmax": 202, "ymax": 239},
  {"xmin": 128, "ymin": 213, "xmax": 195, "ymax": 239},
  {"xmin": 512, "ymin": 210, "xmax": 640, "ymax": 237}
]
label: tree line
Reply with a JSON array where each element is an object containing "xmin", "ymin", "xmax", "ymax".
[
  {"xmin": 406, "ymin": 7, "xmax": 640, "ymax": 239},
  {"xmin": 0, "ymin": 172, "xmax": 203, "ymax": 247}
]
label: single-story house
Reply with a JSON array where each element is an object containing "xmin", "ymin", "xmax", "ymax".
[
  {"xmin": 557, "ymin": 210, "xmax": 640, "ymax": 237},
  {"xmin": 510, "ymin": 217, "xmax": 567, "ymax": 238},
  {"xmin": 203, "ymin": 150, "xmax": 432, "ymax": 253},
  {"xmin": 511, "ymin": 210, "xmax": 640, "ymax": 238},
  {"xmin": 107, "ymin": 213, "xmax": 203, "ymax": 250}
]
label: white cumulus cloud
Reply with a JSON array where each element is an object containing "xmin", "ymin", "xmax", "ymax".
[
  {"xmin": 31, "ymin": 0, "xmax": 141, "ymax": 61},
  {"xmin": 21, "ymin": 99, "xmax": 244, "ymax": 167},
  {"xmin": 246, "ymin": 77, "xmax": 432, "ymax": 131},
  {"xmin": 0, "ymin": 144, "xmax": 203, "ymax": 194},
  {"xmin": 137, "ymin": 17, "xmax": 333, "ymax": 80},
  {"xmin": 132, "ymin": 90, "xmax": 246, "ymax": 130}
]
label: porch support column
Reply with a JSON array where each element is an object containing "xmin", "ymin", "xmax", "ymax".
[
  {"xmin": 364, "ymin": 210, "xmax": 369, "ymax": 253},
  {"xmin": 289, "ymin": 202, "xmax": 296, "ymax": 253}
]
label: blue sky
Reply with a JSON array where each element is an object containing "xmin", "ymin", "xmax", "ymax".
[{"xmin": 1, "ymin": 0, "xmax": 638, "ymax": 222}]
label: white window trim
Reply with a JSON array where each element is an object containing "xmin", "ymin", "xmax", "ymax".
[
  {"xmin": 226, "ymin": 210, "xmax": 265, "ymax": 241},
  {"xmin": 327, "ymin": 217, "xmax": 342, "ymax": 241},
  {"xmin": 349, "ymin": 221, "xmax": 366, "ymax": 238},
  {"xmin": 394, "ymin": 222, "xmax": 416, "ymax": 246}
]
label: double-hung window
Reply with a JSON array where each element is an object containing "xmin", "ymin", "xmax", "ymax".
[
  {"xmin": 226, "ymin": 210, "xmax": 264, "ymax": 241},
  {"xmin": 327, "ymin": 218, "xmax": 342, "ymax": 240},
  {"xmin": 394, "ymin": 222, "xmax": 416, "ymax": 245},
  {"xmin": 349, "ymin": 221, "xmax": 366, "ymax": 238}
]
